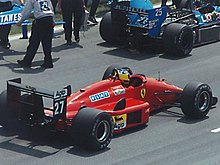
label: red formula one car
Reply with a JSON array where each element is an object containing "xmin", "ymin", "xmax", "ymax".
[{"xmin": 3, "ymin": 65, "xmax": 218, "ymax": 150}]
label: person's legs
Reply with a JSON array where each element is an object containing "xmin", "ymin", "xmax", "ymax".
[
  {"xmin": 41, "ymin": 17, "xmax": 53, "ymax": 68},
  {"xmin": 88, "ymin": 0, "xmax": 100, "ymax": 23},
  {"xmin": 51, "ymin": 0, "xmax": 58, "ymax": 13},
  {"xmin": 0, "ymin": 24, "xmax": 11, "ymax": 48},
  {"xmin": 61, "ymin": 0, "xmax": 73, "ymax": 44},
  {"xmin": 18, "ymin": 20, "xmax": 41, "ymax": 67},
  {"xmin": 73, "ymin": 9, "xmax": 83, "ymax": 42},
  {"xmin": 0, "ymin": 2, "xmax": 13, "ymax": 48},
  {"xmin": 84, "ymin": 0, "xmax": 88, "ymax": 7}
]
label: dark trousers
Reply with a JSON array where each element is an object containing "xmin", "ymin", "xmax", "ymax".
[
  {"xmin": 51, "ymin": 0, "xmax": 58, "ymax": 13},
  {"xmin": 84, "ymin": 0, "xmax": 100, "ymax": 17},
  {"xmin": 61, "ymin": 0, "xmax": 83, "ymax": 41},
  {"xmin": 0, "ymin": 1, "xmax": 13, "ymax": 45},
  {"xmin": 23, "ymin": 16, "xmax": 53, "ymax": 64}
]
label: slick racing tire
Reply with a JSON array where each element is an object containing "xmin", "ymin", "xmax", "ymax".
[
  {"xmin": 0, "ymin": 90, "xmax": 18, "ymax": 125},
  {"xmin": 181, "ymin": 82, "xmax": 212, "ymax": 119},
  {"xmin": 163, "ymin": 23, "xmax": 193, "ymax": 57},
  {"xmin": 0, "ymin": 90, "xmax": 17, "ymax": 117},
  {"xmin": 102, "ymin": 65, "xmax": 133, "ymax": 80},
  {"xmin": 176, "ymin": 0, "xmax": 193, "ymax": 9},
  {"xmin": 72, "ymin": 108, "xmax": 114, "ymax": 150},
  {"xmin": 99, "ymin": 11, "xmax": 127, "ymax": 44},
  {"xmin": 0, "ymin": 90, "xmax": 9, "ymax": 119}
]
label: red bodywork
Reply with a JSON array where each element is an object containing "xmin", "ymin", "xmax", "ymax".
[{"xmin": 47, "ymin": 74, "xmax": 183, "ymax": 133}]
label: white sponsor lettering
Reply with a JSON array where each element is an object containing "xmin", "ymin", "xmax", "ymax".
[{"xmin": 89, "ymin": 91, "xmax": 110, "ymax": 102}]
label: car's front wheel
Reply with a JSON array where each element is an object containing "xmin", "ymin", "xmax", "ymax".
[{"xmin": 181, "ymin": 82, "xmax": 212, "ymax": 119}]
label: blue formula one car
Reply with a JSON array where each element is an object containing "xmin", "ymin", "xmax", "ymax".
[{"xmin": 99, "ymin": 0, "xmax": 220, "ymax": 56}]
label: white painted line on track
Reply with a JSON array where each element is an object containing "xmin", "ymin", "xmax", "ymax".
[{"xmin": 211, "ymin": 128, "xmax": 220, "ymax": 133}]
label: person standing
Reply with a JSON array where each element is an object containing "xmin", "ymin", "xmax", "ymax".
[
  {"xmin": 58, "ymin": 0, "xmax": 84, "ymax": 45},
  {"xmin": 16, "ymin": 0, "xmax": 55, "ymax": 68},
  {"xmin": 0, "ymin": 0, "xmax": 13, "ymax": 49},
  {"xmin": 84, "ymin": 0, "xmax": 100, "ymax": 24}
]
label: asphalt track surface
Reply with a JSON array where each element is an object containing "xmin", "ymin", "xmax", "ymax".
[{"xmin": 0, "ymin": 21, "xmax": 220, "ymax": 165}]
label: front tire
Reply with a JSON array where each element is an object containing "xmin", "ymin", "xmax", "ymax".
[
  {"xmin": 181, "ymin": 82, "xmax": 212, "ymax": 119},
  {"xmin": 72, "ymin": 108, "xmax": 114, "ymax": 150}
]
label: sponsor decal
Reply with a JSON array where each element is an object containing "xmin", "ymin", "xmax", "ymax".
[
  {"xmin": 0, "ymin": 13, "xmax": 21, "ymax": 25},
  {"xmin": 53, "ymin": 88, "xmax": 69, "ymax": 119},
  {"xmin": 111, "ymin": 85, "xmax": 126, "ymax": 96},
  {"xmin": 89, "ymin": 91, "xmax": 110, "ymax": 102},
  {"xmin": 54, "ymin": 88, "xmax": 68, "ymax": 100},
  {"xmin": 141, "ymin": 88, "xmax": 146, "ymax": 98},
  {"xmin": 114, "ymin": 4, "xmax": 149, "ymax": 15},
  {"xmin": 112, "ymin": 114, "xmax": 127, "ymax": 130}
]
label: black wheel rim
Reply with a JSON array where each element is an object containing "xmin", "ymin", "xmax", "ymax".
[{"xmin": 198, "ymin": 91, "xmax": 210, "ymax": 112}]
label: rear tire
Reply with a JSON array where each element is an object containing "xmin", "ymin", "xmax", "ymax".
[
  {"xmin": 163, "ymin": 23, "xmax": 193, "ymax": 56},
  {"xmin": 72, "ymin": 108, "xmax": 114, "ymax": 150},
  {"xmin": 0, "ymin": 90, "xmax": 18, "ymax": 125},
  {"xmin": 99, "ymin": 11, "xmax": 127, "ymax": 44},
  {"xmin": 181, "ymin": 82, "xmax": 212, "ymax": 119}
]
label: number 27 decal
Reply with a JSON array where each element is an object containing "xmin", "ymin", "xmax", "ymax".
[
  {"xmin": 54, "ymin": 100, "xmax": 65, "ymax": 116},
  {"xmin": 53, "ymin": 97, "xmax": 67, "ymax": 119}
]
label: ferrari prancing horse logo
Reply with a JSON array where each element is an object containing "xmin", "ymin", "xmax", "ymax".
[{"xmin": 141, "ymin": 88, "xmax": 146, "ymax": 98}]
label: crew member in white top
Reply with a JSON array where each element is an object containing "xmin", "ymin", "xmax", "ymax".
[{"xmin": 16, "ymin": 0, "xmax": 55, "ymax": 68}]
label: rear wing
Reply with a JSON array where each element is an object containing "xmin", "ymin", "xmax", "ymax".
[{"xmin": 7, "ymin": 78, "xmax": 71, "ymax": 123}]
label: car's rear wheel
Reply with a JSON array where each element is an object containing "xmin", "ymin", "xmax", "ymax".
[
  {"xmin": 72, "ymin": 108, "xmax": 114, "ymax": 150},
  {"xmin": 163, "ymin": 23, "xmax": 193, "ymax": 56},
  {"xmin": 99, "ymin": 11, "xmax": 128, "ymax": 44},
  {"xmin": 181, "ymin": 82, "xmax": 212, "ymax": 119},
  {"xmin": 0, "ymin": 90, "xmax": 19, "ymax": 126}
]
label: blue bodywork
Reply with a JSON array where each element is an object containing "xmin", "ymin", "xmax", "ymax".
[
  {"xmin": 111, "ymin": 0, "xmax": 167, "ymax": 37},
  {"xmin": 111, "ymin": 0, "xmax": 220, "ymax": 37},
  {"xmin": 193, "ymin": 6, "xmax": 220, "ymax": 26}
]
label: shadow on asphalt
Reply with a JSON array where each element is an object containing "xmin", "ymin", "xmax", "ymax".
[
  {"xmin": 98, "ymin": 42, "xmax": 191, "ymax": 61},
  {"xmin": 0, "ymin": 120, "xmax": 109, "ymax": 158},
  {"xmin": 52, "ymin": 42, "xmax": 83, "ymax": 53},
  {"xmin": 0, "ymin": 107, "xmax": 210, "ymax": 159},
  {"xmin": 150, "ymin": 107, "xmax": 210, "ymax": 124},
  {"xmin": 0, "ymin": 57, "xmax": 60, "ymax": 74},
  {"xmin": 0, "ymin": 48, "xmax": 25, "ymax": 60}
]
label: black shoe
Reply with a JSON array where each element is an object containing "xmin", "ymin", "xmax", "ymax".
[
  {"xmin": 66, "ymin": 40, "xmax": 72, "ymax": 46},
  {"xmin": 75, "ymin": 37, "xmax": 80, "ymax": 43},
  {"xmin": 41, "ymin": 63, "xmax": 53, "ymax": 68},
  {"xmin": 17, "ymin": 60, "xmax": 31, "ymax": 67},
  {"xmin": 1, "ymin": 42, "xmax": 11, "ymax": 49},
  {"xmin": 88, "ymin": 16, "xmax": 98, "ymax": 24}
]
